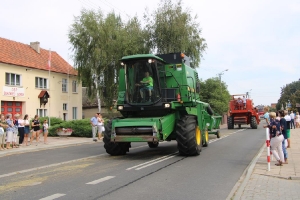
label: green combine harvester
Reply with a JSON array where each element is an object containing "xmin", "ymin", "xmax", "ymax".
[{"xmin": 103, "ymin": 52, "xmax": 222, "ymax": 156}]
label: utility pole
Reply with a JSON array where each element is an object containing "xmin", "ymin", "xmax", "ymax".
[{"xmin": 217, "ymin": 69, "xmax": 229, "ymax": 93}]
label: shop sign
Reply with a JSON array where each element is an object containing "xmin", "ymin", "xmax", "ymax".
[{"xmin": 3, "ymin": 86, "xmax": 25, "ymax": 97}]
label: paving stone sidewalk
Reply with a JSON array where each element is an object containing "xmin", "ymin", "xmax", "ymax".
[{"xmin": 233, "ymin": 128, "xmax": 300, "ymax": 200}]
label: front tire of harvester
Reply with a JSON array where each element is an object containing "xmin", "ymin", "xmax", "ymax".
[
  {"xmin": 227, "ymin": 116, "xmax": 234, "ymax": 129},
  {"xmin": 176, "ymin": 115, "xmax": 202, "ymax": 156},
  {"xmin": 203, "ymin": 130, "xmax": 209, "ymax": 147},
  {"xmin": 251, "ymin": 116, "xmax": 258, "ymax": 129},
  {"xmin": 148, "ymin": 142, "xmax": 159, "ymax": 148},
  {"xmin": 103, "ymin": 119, "xmax": 130, "ymax": 155}
]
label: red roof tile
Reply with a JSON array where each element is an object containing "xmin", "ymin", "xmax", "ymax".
[
  {"xmin": 38, "ymin": 90, "xmax": 50, "ymax": 98},
  {"xmin": 0, "ymin": 37, "xmax": 77, "ymax": 75}
]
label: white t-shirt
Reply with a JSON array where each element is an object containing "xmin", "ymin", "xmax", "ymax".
[
  {"xmin": 284, "ymin": 115, "xmax": 291, "ymax": 121},
  {"xmin": 18, "ymin": 119, "xmax": 25, "ymax": 127},
  {"xmin": 290, "ymin": 113, "xmax": 295, "ymax": 119},
  {"xmin": 24, "ymin": 119, "xmax": 30, "ymax": 126}
]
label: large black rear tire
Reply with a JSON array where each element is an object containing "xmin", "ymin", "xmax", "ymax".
[
  {"xmin": 227, "ymin": 116, "xmax": 234, "ymax": 129},
  {"xmin": 250, "ymin": 116, "xmax": 258, "ymax": 129},
  {"xmin": 176, "ymin": 115, "xmax": 202, "ymax": 156},
  {"xmin": 148, "ymin": 142, "xmax": 159, "ymax": 148},
  {"xmin": 103, "ymin": 119, "xmax": 131, "ymax": 155}
]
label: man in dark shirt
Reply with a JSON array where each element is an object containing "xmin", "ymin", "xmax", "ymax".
[{"xmin": 279, "ymin": 110, "xmax": 288, "ymax": 164}]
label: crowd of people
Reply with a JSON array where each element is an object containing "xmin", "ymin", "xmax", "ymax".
[
  {"xmin": 90, "ymin": 113, "xmax": 104, "ymax": 142},
  {"xmin": 0, "ymin": 113, "xmax": 49, "ymax": 150},
  {"xmin": 263, "ymin": 107, "xmax": 300, "ymax": 166}
]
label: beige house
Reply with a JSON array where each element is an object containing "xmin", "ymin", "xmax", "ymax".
[{"xmin": 0, "ymin": 37, "xmax": 82, "ymax": 120}]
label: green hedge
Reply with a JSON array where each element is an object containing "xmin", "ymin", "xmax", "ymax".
[{"xmin": 48, "ymin": 118, "xmax": 108, "ymax": 137}]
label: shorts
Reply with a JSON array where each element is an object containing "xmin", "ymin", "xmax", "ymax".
[{"xmin": 287, "ymin": 129, "xmax": 291, "ymax": 138}]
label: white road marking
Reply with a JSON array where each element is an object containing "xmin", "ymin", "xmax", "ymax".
[
  {"xmin": 208, "ymin": 129, "xmax": 246, "ymax": 144},
  {"xmin": 86, "ymin": 176, "xmax": 115, "ymax": 185},
  {"xmin": 39, "ymin": 193, "xmax": 66, "ymax": 200},
  {"xmin": 135, "ymin": 155, "xmax": 177, "ymax": 170},
  {"xmin": 126, "ymin": 152, "xmax": 178, "ymax": 170},
  {"xmin": 0, "ymin": 144, "xmax": 149, "ymax": 180}
]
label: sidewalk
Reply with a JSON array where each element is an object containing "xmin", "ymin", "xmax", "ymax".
[
  {"xmin": 0, "ymin": 135, "xmax": 96, "ymax": 157},
  {"xmin": 232, "ymin": 128, "xmax": 300, "ymax": 200}
]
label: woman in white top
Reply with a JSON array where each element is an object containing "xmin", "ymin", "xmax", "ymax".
[
  {"xmin": 17, "ymin": 114, "xmax": 25, "ymax": 146},
  {"xmin": 97, "ymin": 113, "xmax": 104, "ymax": 140},
  {"xmin": 296, "ymin": 112, "xmax": 300, "ymax": 128}
]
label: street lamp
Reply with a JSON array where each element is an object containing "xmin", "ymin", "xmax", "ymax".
[
  {"xmin": 246, "ymin": 89, "xmax": 252, "ymax": 98},
  {"xmin": 217, "ymin": 69, "xmax": 228, "ymax": 93}
]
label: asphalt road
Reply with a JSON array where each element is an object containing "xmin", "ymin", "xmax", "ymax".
[{"xmin": 0, "ymin": 124, "xmax": 265, "ymax": 200}]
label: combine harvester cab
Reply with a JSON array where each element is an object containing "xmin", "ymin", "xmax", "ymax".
[
  {"xmin": 227, "ymin": 94, "xmax": 260, "ymax": 129},
  {"xmin": 103, "ymin": 52, "xmax": 222, "ymax": 156}
]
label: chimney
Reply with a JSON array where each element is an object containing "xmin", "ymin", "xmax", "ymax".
[{"xmin": 30, "ymin": 41, "xmax": 40, "ymax": 53}]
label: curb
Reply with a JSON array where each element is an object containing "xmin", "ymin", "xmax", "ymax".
[{"xmin": 226, "ymin": 142, "xmax": 265, "ymax": 200}]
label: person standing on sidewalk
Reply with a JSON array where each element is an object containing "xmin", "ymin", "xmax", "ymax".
[
  {"xmin": 90, "ymin": 113, "xmax": 99, "ymax": 142},
  {"xmin": 97, "ymin": 113, "xmax": 104, "ymax": 140},
  {"xmin": 265, "ymin": 112, "xmax": 284, "ymax": 166},
  {"xmin": 279, "ymin": 110, "xmax": 288, "ymax": 164},
  {"xmin": 0, "ymin": 114, "xmax": 8, "ymax": 150},
  {"xmin": 17, "ymin": 114, "xmax": 25, "ymax": 146},
  {"xmin": 23, "ymin": 114, "xmax": 30, "ymax": 146},
  {"xmin": 284, "ymin": 110, "xmax": 291, "ymax": 148},
  {"xmin": 30, "ymin": 115, "xmax": 41, "ymax": 146},
  {"xmin": 5, "ymin": 114, "xmax": 14, "ymax": 149},
  {"xmin": 43, "ymin": 119, "xmax": 49, "ymax": 144},
  {"xmin": 295, "ymin": 112, "xmax": 300, "ymax": 128},
  {"xmin": 263, "ymin": 107, "xmax": 270, "ymax": 125},
  {"xmin": 290, "ymin": 111, "xmax": 295, "ymax": 129}
]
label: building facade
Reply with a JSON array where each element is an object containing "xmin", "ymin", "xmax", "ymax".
[{"xmin": 0, "ymin": 37, "xmax": 82, "ymax": 120}]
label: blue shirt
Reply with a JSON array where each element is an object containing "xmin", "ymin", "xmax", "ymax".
[
  {"xmin": 90, "ymin": 117, "xmax": 98, "ymax": 126},
  {"xmin": 264, "ymin": 112, "xmax": 270, "ymax": 122},
  {"xmin": 6, "ymin": 119, "xmax": 14, "ymax": 132}
]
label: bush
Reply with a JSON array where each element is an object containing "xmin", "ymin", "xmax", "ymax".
[
  {"xmin": 48, "ymin": 118, "xmax": 108, "ymax": 137},
  {"xmin": 39, "ymin": 117, "xmax": 64, "ymax": 126}
]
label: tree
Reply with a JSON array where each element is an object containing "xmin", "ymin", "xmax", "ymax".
[
  {"xmin": 199, "ymin": 78, "xmax": 231, "ymax": 114},
  {"xmin": 69, "ymin": 9, "xmax": 149, "ymax": 110},
  {"xmin": 145, "ymin": 0, "xmax": 207, "ymax": 68},
  {"xmin": 277, "ymin": 80, "xmax": 300, "ymax": 111}
]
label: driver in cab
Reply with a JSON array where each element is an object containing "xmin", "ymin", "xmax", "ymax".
[{"xmin": 135, "ymin": 71, "xmax": 153, "ymax": 102}]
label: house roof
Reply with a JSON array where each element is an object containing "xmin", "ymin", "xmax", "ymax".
[{"xmin": 0, "ymin": 37, "xmax": 77, "ymax": 75}]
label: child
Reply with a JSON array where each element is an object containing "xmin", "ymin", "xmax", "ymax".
[{"xmin": 43, "ymin": 120, "xmax": 49, "ymax": 144}]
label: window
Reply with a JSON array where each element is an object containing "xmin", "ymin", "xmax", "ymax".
[
  {"xmin": 72, "ymin": 107, "xmax": 77, "ymax": 120},
  {"xmin": 37, "ymin": 109, "xmax": 47, "ymax": 117},
  {"xmin": 5, "ymin": 73, "xmax": 21, "ymax": 86},
  {"xmin": 35, "ymin": 77, "xmax": 48, "ymax": 89},
  {"xmin": 63, "ymin": 103, "xmax": 68, "ymax": 111},
  {"xmin": 8, "ymin": 108, "xmax": 13, "ymax": 112},
  {"xmin": 72, "ymin": 80, "xmax": 78, "ymax": 93},
  {"xmin": 62, "ymin": 79, "xmax": 68, "ymax": 92},
  {"xmin": 15, "ymin": 108, "xmax": 21, "ymax": 112},
  {"xmin": 1, "ymin": 108, "xmax": 4, "ymax": 112}
]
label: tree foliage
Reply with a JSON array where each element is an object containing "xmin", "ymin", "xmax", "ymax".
[
  {"xmin": 144, "ymin": 0, "xmax": 207, "ymax": 68},
  {"xmin": 199, "ymin": 78, "xmax": 231, "ymax": 114},
  {"xmin": 68, "ymin": 10, "xmax": 149, "ymax": 108},
  {"xmin": 69, "ymin": 0, "xmax": 208, "ymax": 108},
  {"xmin": 277, "ymin": 80, "xmax": 300, "ymax": 111}
]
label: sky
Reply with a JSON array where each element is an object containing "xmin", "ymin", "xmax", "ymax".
[{"xmin": 1, "ymin": 0, "xmax": 300, "ymax": 106}]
